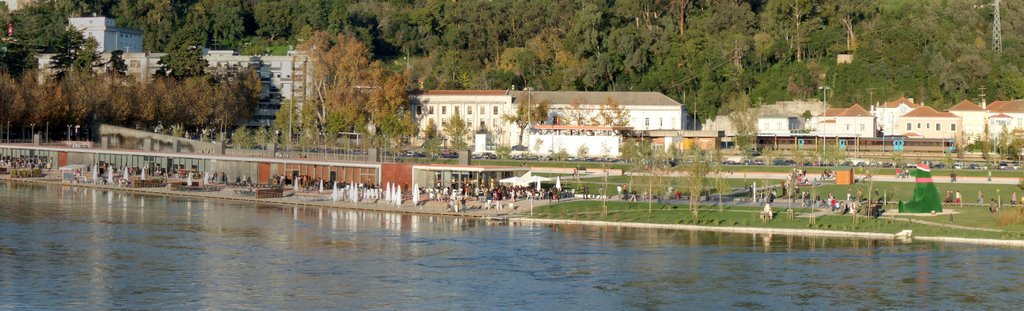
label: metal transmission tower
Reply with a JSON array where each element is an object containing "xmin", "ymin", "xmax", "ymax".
[{"xmin": 993, "ymin": 0, "xmax": 1003, "ymax": 52}]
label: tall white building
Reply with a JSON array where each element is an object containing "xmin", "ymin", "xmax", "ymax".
[{"xmin": 68, "ymin": 16, "xmax": 143, "ymax": 53}]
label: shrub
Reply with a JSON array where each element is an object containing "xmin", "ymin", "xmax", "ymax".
[{"xmin": 998, "ymin": 206, "xmax": 1024, "ymax": 226}]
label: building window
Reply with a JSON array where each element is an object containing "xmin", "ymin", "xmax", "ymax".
[
  {"xmin": 936, "ymin": 123, "xmax": 941, "ymax": 131},
  {"xmin": 645, "ymin": 118, "xmax": 650, "ymax": 127},
  {"xmin": 846, "ymin": 124, "xmax": 850, "ymax": 131},
  {"xmin": 951, "ymin": 124, "xmax": 957, "ymax": 131},
  {"xmin": 467, "ymin": 106, "xmax": 472, "ymax": 115},
  {"xmin": 454, "ymin": 106, "xmax": 460, "ymax": 115},
  {"xmin": 479, "ymin": 120, "xmax": 485, "ymax": 129},
  {"xmin": 917, "ymin": 123, "xmax": 921, "ymax": 129},
  {"xmin": 429, "ymin": 106, "xmax": 434, "ymax": 115},
  {"xmin": 480, "ymin": 107, "xmax": 485, "ymax": 114},
  {"xmin": 417, "ymin": 106, "xmax": 422, "ymax": 116},
  {"xmin": 926, "ymin": 123, "xmax": 930, "ymax": 129},
  {"xmin": 493, "ymin": 106, "xmax": 498, "ymax": 115},
  {"xmin": 442, "ymin": 106, "xmax": 447, "ymax": 115},
  {"xmin": 859, "ymin": 124, "xmax": 865, "ymax": 131},
  {"xmin": 907, "ymin": 123, "xmax": 911, "ymax": 131}
]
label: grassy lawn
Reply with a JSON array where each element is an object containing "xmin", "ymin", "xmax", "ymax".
[
  {"xmin": 469, "ymin": 158, "xmax": 1024, "ymax": 179},
  {"xmin": 806, "ymin": 181, "xmax": 1023, "ymax": 203},
  {"xmin": 529, "ymin": 201, "xmax": 1024, "ymax": 240}
]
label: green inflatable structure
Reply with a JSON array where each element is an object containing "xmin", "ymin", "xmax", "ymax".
[{"xmin": 898, "ymin": 163, "xmax": 943, "ymax": 213}]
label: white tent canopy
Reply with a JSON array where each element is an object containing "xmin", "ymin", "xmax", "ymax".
[{"xmin": 500, "ymin": 173, "xmax": 552, "ymax": 187}]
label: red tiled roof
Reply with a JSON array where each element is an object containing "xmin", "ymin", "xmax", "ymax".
[
  {"xmin": 948, "ymin": 99, "xmax": 984, "ymax": 111},
  {"xmin": 990, "ymin": 113, "xmax": 1012, "ymax": 118},
  {"xmin": 419, "ymin": 90, "xmax": 509, "ymax": 96},
  {"xmin": 820, "ymin": 108, "xmax": 846, "ymax": 117},
  {"xmin": 988, "ymin": 100, "xmax": 1024, "ymax": 113},
  {"xmin": 836, "ymin": 104, "xmax": 872, "ymax": 117},
  {"xmin": 901, "ymin": 106, "xmax": 957, "ymax": 118},
  {"xmin": 903, "ymin": 132, "xmax": 921, "ymax": 137},
  {"xmin": 880, "ymin": 97, "xmax": 921, "ymax": 109}
]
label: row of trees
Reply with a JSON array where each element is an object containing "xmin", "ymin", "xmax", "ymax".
[
  {"xmin": 0, "ymin": 70, "xmax": 260, "ymax": 139},
  {"xmin": 271, "ymin": 31, "xmax": 416, "ymax": 148}
]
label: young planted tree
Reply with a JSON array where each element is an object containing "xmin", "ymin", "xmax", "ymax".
[
  {"xmin": 231, "ymin": 126, "xmax": 253, "ymax": 148},
  {"xmin": 561, "ymin": 95, "xmax": 593, "ymax": 126},
  {"xmin": 576, "ymin": 145, "xmax": 589, "ymax": 160},
  {"xmin": 593, "ymin": 96, "xmax": 630, "ymax": 126},
  {"xmin": 503, "ymin": 92, "xmax": 550, "ymax": 147},
  {"xmin": 681, "ymin": 148, "xmax": 712, "ymax": 219},
  {"xmin": 443, "ymin": 111, "xmax": 469, "ymax": 149},
  {"xmin": 724, "ymin": 93, "xmax": 758, "ymax": 158}
]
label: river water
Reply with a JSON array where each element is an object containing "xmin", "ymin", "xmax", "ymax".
[{"xmin": 1, "ymin": 182, "xmax": 1022, "ymax": 309}]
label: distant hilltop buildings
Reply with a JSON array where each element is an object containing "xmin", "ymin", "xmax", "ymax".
[
  {"xmin": 68, "ymin": 16, "xmax": 143, "ymax": 53},
  {"xmin": 34, "ymin": 15, "xmax": 310, "ymax": 128},
  {"xmin": 1, "ymin": 0, "xmax": 34, "ymax": 11}
]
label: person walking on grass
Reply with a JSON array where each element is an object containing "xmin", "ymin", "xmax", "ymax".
[
  {"xmin": 978, "ymin": 190, "xmax": 984, "ymax": 205},
  {"xmin": 955, "ymin": 190, "xmax": 962, "ymax": 206}
]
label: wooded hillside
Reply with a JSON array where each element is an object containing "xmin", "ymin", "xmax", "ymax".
[{"xmin": 2, "ymin": 0, "xmax": 1023, "ymax": 121}]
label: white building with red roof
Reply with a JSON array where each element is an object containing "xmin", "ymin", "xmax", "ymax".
[
  {"xmin": 947, "ymin": 99, "xmax": 988, "ymax": 141},
  {"xmin": 810, "ymin": 104, "xmax": 877, "ymax": 137},
  {"xmin": 987, "ymin": 100, "xmax": 1024, "ymax": 131},
  {"xmin": 870, "ymin": 97, "xmax": 921, "ymax": 135},
  {"xmin": 896, "ymin": 106, "xmax": 962, "ymax": 139}
]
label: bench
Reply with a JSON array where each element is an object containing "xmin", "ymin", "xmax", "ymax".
[
  {"xmin": 255, "ymin": 188, "xmax": 284, "ymax": 199},
  {"xmin": 131, "ymin": 179, "xmax": 165, "ymax": 188}
]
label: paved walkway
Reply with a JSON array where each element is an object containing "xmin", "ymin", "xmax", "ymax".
[{"xmin": 585, "ymin": 170, "xmax": 1020, "ymax": 185}]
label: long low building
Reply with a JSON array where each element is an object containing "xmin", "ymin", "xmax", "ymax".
[
  {"xmin": 0, "ymin": 144, "xmax": 527, "ymax": 189},
  {"xmin": 410, "ymin": 89, "xmax": 687, "ymax": 149}
]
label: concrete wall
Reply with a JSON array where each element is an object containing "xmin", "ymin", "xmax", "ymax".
[
  {"xmin": 99, "ymin": 124, "xmax": 223, "ymax": 154},
  {"xmin": 529, "ymin": 134, "xmax": 620, "ymax": 157}
]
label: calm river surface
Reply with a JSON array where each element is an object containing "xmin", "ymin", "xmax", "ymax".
[{"xmin": 1, "ymin": 182, "xmax": 1023, "ymax": 309}]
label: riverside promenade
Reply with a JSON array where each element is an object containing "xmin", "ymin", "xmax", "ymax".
[{"xmin": 0, "ymin": 173, "xmax": 544, "ymax": 219}]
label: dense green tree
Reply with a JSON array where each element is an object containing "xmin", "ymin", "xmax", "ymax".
[
  {"xmin": 157, "ymin": 29, "xmax": 207, "ymax": 79},
  {"xmin": 254, "ymin": 1, "xmax": 291, "ymax": 41}
]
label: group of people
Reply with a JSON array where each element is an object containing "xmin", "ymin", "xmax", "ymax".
[{"xmin": 0, "ymin": 156, "xmax": 50, "ymax": 170}]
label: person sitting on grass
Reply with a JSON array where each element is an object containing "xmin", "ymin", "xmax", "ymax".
[{"xmin": 762, "ymin": 203, "xmax": 773, "ymax": 220}]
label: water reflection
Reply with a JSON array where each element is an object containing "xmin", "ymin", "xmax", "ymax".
[{"xmin": 0, "ymin": 182, "xmax": 1023, "ymax": 309}]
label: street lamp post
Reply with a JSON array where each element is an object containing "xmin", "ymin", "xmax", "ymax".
[
  {"xmin": 818, "ymin": 86, "xmax": 831, "ymax": 108},
  {"xmin": 67, "ymin": 124, "xmax": 72, "ymax": 141}
]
